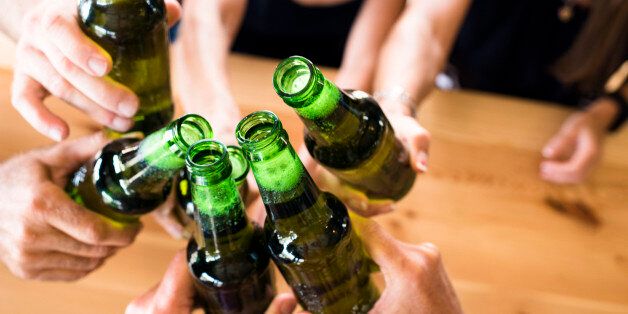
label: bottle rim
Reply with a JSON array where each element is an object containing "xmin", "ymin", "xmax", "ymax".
[
  {"xmin": 227, "ymin": 145, "xmax": 250, "ymax": 183},
  {"xmin": 185, "ymin": 139, "xmax": 231, "ymax": 184},
  {"xmin": 273, "ymin": 56, "xmax": 323, "ymax": 108},
  {"xmin": 173, "ymin": 114, "xmax": 213, "ymax": 156},
  {"xmin": 236, "ymin": 110, "xmax": 283, "ymax": 152}
]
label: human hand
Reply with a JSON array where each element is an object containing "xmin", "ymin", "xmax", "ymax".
[
  {"xmin": 540, "ymin": 98, "xmax": 618, "ymax": 184},
  {"xmin": 0, "ymin": 132, "xmax": 141, "ymax": 281},
  {"xmin": 11, "ymin": 0, "xmax": 181, "ymax": 141},
  {"xmin": 262, "ymin": 217, "xmax": 463, "ymax": 314},
  {"xmin": 125, "ymin": 250, "xmax": 196, "ymax": 314}
]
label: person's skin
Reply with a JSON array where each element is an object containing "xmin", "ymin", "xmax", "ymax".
[
  {"xmin": 125, "ymin": 217, "xmax": 463, "ymax": 314},
  {"xmin": 541, "ymin": 90, "xmax": 625, "ymax": 184},
  {"xmin": 0, "ymin": 0, "xmax": 181, "ymax": 141},
  {"xmin": 0, "ymin": 132, "xmax": 142, "ymax": 281},
  {"xmin": 173, "ymin": 0, "xmax": 469, "ymax": 217}
]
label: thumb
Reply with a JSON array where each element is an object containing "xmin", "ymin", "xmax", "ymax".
[
  {"xmin": 351, "ymin": 215, "xmax": 400, "ymax": 271},
  {"xmin": 542, "ymin": 128, "xmax": 578, "ymax": 160},
  {"xmin": 165, "ymin": 0, "xmax": 182, "ymax": 28},
  {"xmin": 265, "ymin": 293, "xmax": 299, "ymax": 314},
  {"xmin": 42, "ymin": 131, "xmax": 110, "ymax": 171},
  {"xmin": 127, "ymin": 250, "xmax": 195, "ymax": 314}
]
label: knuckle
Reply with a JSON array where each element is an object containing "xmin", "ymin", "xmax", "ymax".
[
  {"xmin": 42, "ymin": 13, "xmax": 66, "ymax": 31},
  {"xmin": 48, "ymin": 76, "xmax": 72, "ymax": 99},
  {"xmin": 57, "ymin": 56, "xmax": 76, "ymax": 75},
  {"xmin": 83, "ymin": 223, "xmax": 108, "ymax": 244}
]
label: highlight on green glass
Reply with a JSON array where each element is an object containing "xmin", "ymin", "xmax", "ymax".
[
  {"xmin": 78, "ymin": 0, "xmax": 174, "ymax": 136},
  {"xmin": 185, "ymin": 139, "xmax": 274, "ymax": 313},
  {"xmin": 176, "ymin": 145, "xmax": 250, "ymax": 224},
  {"xmin": 273, "ymin": 56, "xmax": 416, "ymax": 201},
  {"xmin": 236, "ymin": 110, "xmax": 379, "ymax": 313},
  {"xmin": 66, "ymin": 114, "xmax": 213, "ymax": 222}
]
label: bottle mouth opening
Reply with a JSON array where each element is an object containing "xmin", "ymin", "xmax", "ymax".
[
  {"xmin": 186, "ymin": 140, "xmax": 228, "ymax": 174},
  {"xmin": 174, "ymin": 114, "xmax": 213, "ymax": 153},
  {"xmin": 227, "ymin": 146, "xmax": 250, "ymax": 182},
  {"xmin": 273, "ymin": 56, "xmax": 315, "ymax": 99},
  {"xmin": 236, "ymin": 110, "xmax": 282, "ymax": 152}
]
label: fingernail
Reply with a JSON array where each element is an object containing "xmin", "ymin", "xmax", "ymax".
[
  {"xmin": 118, "ymin": 100, "xmax": 138, "ymax": 118},
  {"xmin": 347, "ymin": 199, "xmax": 368, "ymax": 213},
  {"xmin": 49, "ymin": 128, "xmax": 63, "ymax": 142},
  {"xmin": 542, "ymin": 147, "xmax": 554, "ymax": 158},
  {"xmin": 88, "ymin": 57, "xmax": 108, "ymax": 76},
  {"xmin": 416, "ymin": 151, "xmax": 429, "ymax": 173},
  {"xmin": 112, "ymin": 117, "xmax": 133, "ymax": 131}
]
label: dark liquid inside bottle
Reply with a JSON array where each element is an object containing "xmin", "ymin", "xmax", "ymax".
[
  {"xmin": 265, "ymin": 190, "xmax": 379, "ymax": 314},
  {"xmin": 66, "ymin": 138, "xmax": 172, "ymax": 222},
  {"xmin": 304, "ymin": 90, "xmax": 416, "ymax": 201},
  {"xmin": 78, "ymin": 0, "xmax": 174, "ymax": 135},
  {"xmin": 187, "ymin": 221, "xmax": 275, "ymax": 314}
]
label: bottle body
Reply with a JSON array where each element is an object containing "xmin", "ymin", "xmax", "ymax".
[
  {"xmin": 187, "ymin": 226, "xmax": 274, "ymax": 314},
  {"xmin": 185, "ymin": 140, "xmax": 275, "ymax": 313},
  {"xmin": 66, "ymin": 115, "xmax": 213, "ymax": 222},
  {"xmin": 274, "ymin": 56, "xmax": 416, "ymax": 201},
  {"xmin": 67, "ymin": 137, "xmax": 172, "ymax": 222},
  {"xmin": 236, "ymin": 111, "xmax": 379, "ymax": 313},
  {"xmin": 78, "ymin": 0, "xmax": 174, "ymax": 135}
]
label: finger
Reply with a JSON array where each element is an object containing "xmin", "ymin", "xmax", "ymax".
[
  {"xmin": 16, "ymin": 251, "xmax": 103, "ymax": 272},
  {"xmin": 540, "ymin": 132, "xmax": 599, "ymax": 184},
  {"xmin": 36, "ymin": 40, "xmax": 139, "ymax": 122},
  {"xmin": 31, "ymin": 269, "xmax": 91, "ymax": 282},
  {"xmin": 542, "ymin": 130, "xmax": 577, "ymax": 160},
  {"xmin": 126, "ymin": 251, "xmax": 194, "ymax": 314},
  {"xmin": 246, "ymin": 197, "xmax": 267, "ymax": 227},
  {"xmin": 406, "ymin": 125, "xmax": 431, "ymax": 173},
  {"xmin": 42, "ymin": 184, "xmax": 142, "ymax": 247},
  {"xmin": 20, "ymin": 45, "xmax": 132, "ymax": 131},
  {"xmin": 165, "ymin": 0, "xmax": 183, "ymax": 28},
  {"xmin": 41, "ymin": 131, "xmax": 110, "ymax": 173},
  {"xmin": 11, "ymin": 71, "xmax": 69, "ymax": 141},
  {"xmin": 350, "ymin": 215, "xmax": 399, "ymax": 270},
  {"xmin": 151, "ymin": 193, "xmax": 186, "ymax": 239},
  {"xmin": 39, "ymin": 8, "xmax": 112, "ymax": 77},
  {"xmin": 28, "ymin": 227, "xmax": 116, "ymax": 258},
  {"xmin": 265, "ymin": 293, "xmax": 299, "ymax": 314}
]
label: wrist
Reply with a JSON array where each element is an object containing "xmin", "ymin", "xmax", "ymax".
[
  {"xmin": 584, "ymin": 97, "xmax": 621, "ymax": 132},
  {"xmin": 374, "ymin": 86, "xmax": 418, "ymax": 117}
]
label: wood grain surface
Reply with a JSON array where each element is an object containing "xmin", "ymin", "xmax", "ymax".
[{"xmin": 0, "ymin": 54, "xmax": 627, "ymax": 314}]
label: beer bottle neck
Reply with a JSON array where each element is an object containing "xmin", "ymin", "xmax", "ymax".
[
  {"xmin": 187, "ymin": 140, "xmax": 249, "ymax": 253},
  {"xmin": 237, "ymin": 111, "xmax": 321, "ymax": 221},
  {"xmin": 273, "ymin": 56, "xmax": 360, "ymax": 139},
  {"xmin": 121, "ymin": 114, "xmax": 213, "ymax": 189}
]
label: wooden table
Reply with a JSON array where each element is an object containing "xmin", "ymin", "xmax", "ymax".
[{"xmin": 0, "ymin": 55, "xmax": 627, "ymax": 314}]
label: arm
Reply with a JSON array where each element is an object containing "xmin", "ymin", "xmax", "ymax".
[
  {"xmin": 541, "ymin": 84, "xmax": 627, "ymax": 183},
  {"xmin": 334, "ymin": 0, "xmax": 405, "ymax": 91},
  {"xmin": 374, "ymin": 0, "xmax": 470, "ymax": 116},
  {"xmin": 172, "ymin": 0, "xmax": 247, "ymax": 143}
]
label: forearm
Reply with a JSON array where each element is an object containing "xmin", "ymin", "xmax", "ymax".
[
  {"xmin": 174, "ymin": 0, "xmax": 246, "ymax": 137},
  {"xmin": 0, "ymin": 0, "xmax": 43, "ymax": 40},
  {"xmin": 335, "ymin": 0, "xmax": 404, "ymax": 91},
  {"xmin": 374, "ymin": 0, "xmax": 470, "ymax": 116}
]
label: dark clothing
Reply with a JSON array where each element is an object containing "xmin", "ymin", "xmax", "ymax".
[
  {"xmin": 449, "ymin": 0, "xmax": 589, "ymax": 106},
  {"xmin": 232, "ymin": 0, "xmax": 364, "ymax": 67}
]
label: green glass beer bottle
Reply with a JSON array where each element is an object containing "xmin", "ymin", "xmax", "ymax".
[
  {"xmin": 78, "ymin": 0, "xmax": 174, "ymax": 135},
  {"xmin": 176, "ymin": 146, "xmax": 250, "ymax": 224},
  {"xmin": 236, "ymin": 111, "xmax": 379, "ymax": 314},
  {"xmin": 66, "ymin": 114, "xmax": 213, "ymax": 222},
  {"xmin": 273, "ymin": 56, "xmax": 416, "ymax": 201},
  {"xmin": 185, "ymin": 140, "xmax": 274, "ymax": 313}
]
